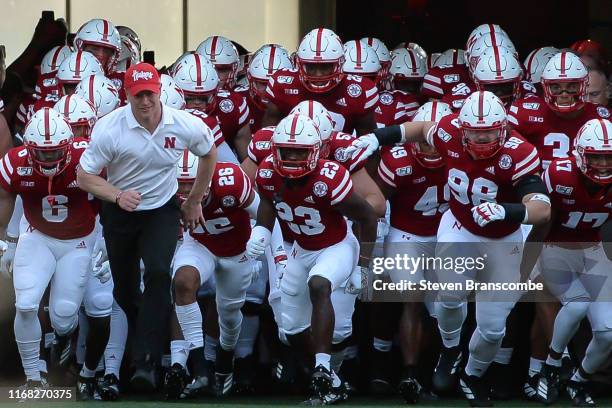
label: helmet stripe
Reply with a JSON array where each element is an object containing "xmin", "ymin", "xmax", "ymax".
[
  {"xmin": 367, "ymin": 37, "xmax": 374, "ymax": 47},
  {"xmin": 289, "ymin": 114, "xmax": 299, "ymax": 141},
  {"xmin": 560, "ymin": 51, "xmax": 567, "ymax": 77},
  {"xmin": 478, "ymin": 91, "xmax": 485, "ymax": 121},
  {"xmin": 182, "ymin": 149, "xmax": 189, "ymax": 173},
  {"xmin": 407, "ymin": 50, "xmax": 417, "ymax": 74},
  {"xmin": 88, "ymin": 76, "xmax": 95, "ymax": 105},
  {"xmin": 315, "ymin": 28, "xmax": 324, "ymax": 58},
  {"xmin": 355, "ymin": 41, "xmax": 362, "ymax": 69},
  {"xmin": 51, "ymin": 46, "xmax": 63, "ymax": 71},
  {"xmin": 601, "ymin": 119, "xmax": 610, "ymax": 145},
  {"xmin": 210, "ymin": 36, "xmax": 219, "ymax": 62},
  {"xmin": 267, "ymin": 46, "xmax": 276, "ymax": 76},
  {"xmin": 308, "ymin": 100, "xmax": 314, "ymax": 119},
  {"xmin": 492, "ymin": 46, "xmax": 502, "ymax": 79},
  {"xmin": 525, "ymin": 47, "xmax": 540, "ymax": 79},
  {"xmin": 194, "ymin": 54, "xmax": 203, "ymax": 87},
  {"xmin": 453, "ymin": 49, "xmax": 458, "ymax": 66},
  {"xmin": 102, "ymin": 19, "xmax": 109, "ymax": 42},
  {"xmin": 431, "ymin": 101, "xmax": 438, "ymax": 121},
  {"xmin": 63, "ymin": 94, "xmax": 72, "ymax": 117},
  {"xmin": 44, "ymin": 108, "xmax": 51, "ymax": 142},
  {"xmin": 75, "ymin": 51, "xmax": 83, "ymax": 77},
  {"xmin": 489, "ymin": 29, "xmax": 498, "ymax": 48}
]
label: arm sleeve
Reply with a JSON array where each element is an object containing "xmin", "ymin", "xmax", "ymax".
[{"xmin": 79, "ymin": 124, "xmax": 113, "ymax": 175}]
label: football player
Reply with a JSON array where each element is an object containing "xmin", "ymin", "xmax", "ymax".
[
  {"xmin": 263, "ymin": 28, "xmax": 379, "ymax": 136},
  {"xmin": 248, "ymin": 114, "xmax": 378, "ymax": 403},
  {"xmin": 346, "ymin": 91, "xmax": 552, "ymax": 406},
  {"xmin": 533, "ymin": 119, "xmax": 612, "ymax": 407},
  {"xmin": 0, "ymin": 108, "xmax": 104, "ymax": 400}
]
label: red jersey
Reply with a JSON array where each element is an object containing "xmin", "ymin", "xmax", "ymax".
[
  {"xmin": 421, "ymin": 64, "xmax": 475, "ymax": 111},
  {"xmin": 378, "ymin": 145, "xmax": 448, "ymax": 236},
  {"xmin": 189, "ymin": 162, "xmax": 253, "ymax": 257},
  {"xmin": 256, "ymin": 158, "xmax": 353, "ymax": 251},
  {"xmin": 0, "ymin": 139, "xmax": 97, "ymax": 239},
  {"xmin": 185, "ymin": 108, "xmax": 224, "ymax": 147},
  {"xmin": 266, "ymin": 68, "xmax": 379, "ymax": 134},
  {"xmin": 429, "ymin": 115, "xmax": 541, "ymax": 238},
  {"xmin": 212, "ymin": 89, "xmax": 250, "ymax": 147},
  {"xmin": 375, "ymin": 90, "xmax": 419, "ymax": 128},
  {"xmin": 543, "ymin": 157, "xmax": 612, "ymax": 243},
  {"xmin": 508, "ymin": 95, "xmax": 610, "ymax": 170},
  {"xmin": 235, "ymin": 86, "xmax": 265, "ymax": 134}
]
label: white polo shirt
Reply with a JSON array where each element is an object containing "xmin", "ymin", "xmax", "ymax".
[{"xmin": 80, "ymin": 103, "xmax": 213, "ymax": 210}]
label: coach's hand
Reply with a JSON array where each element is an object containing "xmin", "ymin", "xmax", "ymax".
[
  {"xmin": 117, "ymin": 190, "xmax": 141, "ymax": 212},
  {"xmin": 181, "ymin": 198, "xmax": 205, "ymax": 231}
]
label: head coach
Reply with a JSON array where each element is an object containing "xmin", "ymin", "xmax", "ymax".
[{"xmin": 76, "ymin": 62, "xmax": 217, "ymax": 390}]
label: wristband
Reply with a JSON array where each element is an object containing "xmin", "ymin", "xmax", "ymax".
[
  {"xmin": 6, "ymin": 235, "xmax": 18, "ymax": 244},
  {"xmin": 373, "ymin": 125, "xmax": 403, "ymax": 146},
  {"xmin": 115, "ymin": 191, "xmax": 123, "ymax": 205},
  {"xmin": 501, "ymin": 203, "xmax": 527, "ymax": 223}
]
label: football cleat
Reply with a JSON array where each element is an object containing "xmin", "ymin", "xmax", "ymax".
[
  {"xmin": 180, "ymin": 375, "xmax": 209, "ymax": 399},
  {"xmin": 214, "ymin": 347, "xmax": 235, "ymax": 397},
  {"xmin": 50, "ymin": 333, "xmax": 72, "ymax": 368},
  {"xmin": 523, "ymin": 373, "xmax": 540, "ymax": 401},
  {"xmin": 76, "ymin": 375, "xmax": 97, "ymax": 401},
  {"xmin": 163, "ymin": 363, "xmax": 187, "ymax": 400},
  {"xmin": 310, "ymin": 365, "xmax": 333, "ymax": 401},
  {"xmin": 537, "ymin": 363, "xmax": 561, "ymax": 405},
  {"xmin": 97, "ymin": 373, "xmax": 120, "ymax": 401},
  {"xmin": 432, "ymin": 345, "xmax": 463, "ymax": 391},
  {"xmin": 369, "ymin": 350, "xmax": 393, "ymax": 394},
  {"xmin": 459, "ymin": 370, "xmax": 493, "ymax": 407},
  {"xmin": 234, "ymin": 355, "xmax": 256, "ymax": 394},
  {"xmin": 18, "ymin": 377, "xmax": 49, "ymax": 402},
  {"xmin": 398, "ymin": 375, "xmax": 422, "ymax": 404},
  {"xmin": 566, "ymin": 380, "xmax": 596, "ymax": 407}
]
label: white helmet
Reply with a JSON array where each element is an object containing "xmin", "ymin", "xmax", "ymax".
[
  {"xmin": 342, "ymin": 40, "xmax": 381, "ymax": 83},
  {"xmin": 40, "ymin": 45, "xmax": 73, "ymax": 75},
  {"xmin": 160, "ymin": 74, "xmax": 186, "ymax": 110},
  {"xmin": 471, "ymin": 46, "xmax": 523, "ymax": 106},
  {"xmin": 458, "ymin": 91, "xmax": 508, "ymax": 159},
  {"xmin": 523, "ymin": 46, "xmax": 559, "ymax": 84},
  {"xmin": 56, "ymin": 51, "xmax": 104, "ymax": 94},
  {"xmin": 410, "ymin": 101, "xmax": 453, "ymax": 168},
  {"xmin": 290, "ymin": 100, "xmax": 334, "ymax": 142},
  {"xmin": 390, "ymin": 48, "xmax": 427, "ymax": 91},
  {"xmin": 172, "ymin": 53, "xmax": 219, "ymax": 114},
  {"xmin": 74, "ymin": 18, "xmax": 121, "ymax": 73},
  {"xmin": 54, "ymin": 94, "xmax": 97, "ymax": 139},
  {"xmin": 361, "ymin": 37, "xmax": 391, "ymax": 82},
  {"xmin": 540, "ymin": 51, "xmax": 588, "ymax": 113},
  {"xmin": 427, "ymin": 52, "xmax": 442, "ymax": 69},
  {"xmin": 116, "ymin": 26, "xmax": 141, "ymax": 52},
  {"xmin": 394, "ymin": 42, "xmax": 428, "ymax": 59},
  {"xmin": 247, "ymin": 44, "xmax": 292, "ymax": 107},
  {"xmin": 23, "ymin": 107, "xmax": 74, "ymax": 177},
  {"xmin": 434, "ymin": 48, "xmax": 466, "ymax": 67},
  {"xmin": 296, "ymin": 28, "xmax": 345, "ymax": 93},
  {"xmin": 196, "ymin": 36, "xmax": 240, "ymax": 89},
  {"xmin": 177, "ymin": 149, "xmax": 199, "ymax": 182},
  {"xmin": 412, "ymin": 101, "xmax": 453, "ymax": 122},
  {"xmin": 271, "ymin": 114, "xmax": 322, "ymax": 178},
  {"xmin": 75, "ymin": 74, "xmax": 120, "ymax": 118},
  {"xmin": 467, "ymin": 31, "xmax": 516, "ymax": 71},
  {"xmin": 573, "ymin": 118, "xmax": 612, "ymax": 185},
  {"xmin": 466, "ymin": 23, "xmax": 507, "ymax": 53},
  {"xmin": 116, "ymin": 36, "xmax": 141, "ymax": 72}
]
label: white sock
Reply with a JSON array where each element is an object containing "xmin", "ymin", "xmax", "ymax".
[
  {"xmin": 80, "ymin": 365, "xmax": 96, "ymax": 378},
  {"xmin": 104, "ymin": 302, "xmax": 127, "ymax": 379},
  {"xmin": 315, "ymin": 353, "xmax": 331, "ymax": 371},
  {"xmin": 529, "ymin": 358, "xmax": 544, "ymax": 377},
  {"xmin": 171, "ymin": 340, "xmax": 190, "ymax": 368},
  {"xmin": 204, "ymin": 335, "xmax": 218, "ymax": 362},
  {"xmin": 373, "ymin": 337, "xmax": 392, "ymax": 352},
  {"xmin": 235, "ymin": 315, "xmax": 259, "ymax": 359},
  {"xmin": 465, "ymin": 355, "xmax": 489, "ymax": 378},
  {"xmin": 44, "ymin": 332, "xmax": 55, "ymax": 349},
  {"xmin": 493, "ymin": 347, "xmax": 513, "ymax": 365},
  {"xmin": 571, "ymin": 369, "xmax": 588, "ymax": 383},
  {"xmin": 176, "ymin": 303, "xmax": 204, "ymax": 349},
  {"xmin": 546, "ymin": 355, "xmax": 562, "ymax": 367},
  {"xmin": 15, "ymin": 310, "xmax": 42, "ymax": 381},
  {"xmin": 38, "ymin": 359, "xmax": 47, "ymax": 374}
]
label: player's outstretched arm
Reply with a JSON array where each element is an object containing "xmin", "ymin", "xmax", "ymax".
[
  {"xmin": 519, "ymin": 211, "xmax": 554, "ymax": 283},
  {"xmin": 350, "ymin": 168, "xmax": 386, "ymax": 217},
  {"xmin": 246, "ymin": 194, "xmax": 276, "ymax": 259}
]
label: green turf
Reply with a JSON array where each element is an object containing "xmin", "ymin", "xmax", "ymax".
[{"xmin": 4, "ymin": 396, "xmax": 612, "ymax": 408}]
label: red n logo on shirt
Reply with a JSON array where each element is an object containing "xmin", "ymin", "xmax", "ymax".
[{"xmin": 164, "ymin": 137, "xmax": 176, "ymax": 149}]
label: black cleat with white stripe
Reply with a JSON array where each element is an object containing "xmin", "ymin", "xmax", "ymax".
[
  {"xmin": 566, "ymin": 380, "xmax": 596, "ymax": 407},
  {"xmin": 214, "ymin": 347, "xmax": 235, "ymax": 397},
  {"xmin": 432, "ymin": 345, "xmax": 463, "ymax": 392},
  {"xmin": 459, "ymin": 370, "xmax": 492, "ymax": 407},
  {"xmin": 50, "ymin": 333, "xmax": 72, "ymax": 368},
  {"xmin": 523, "ymin": 373, "xmax": 540, "ymax": 401},
  {"xmin": 537, "ymin": 363, "xmax": 561, "ymax": 405}
]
